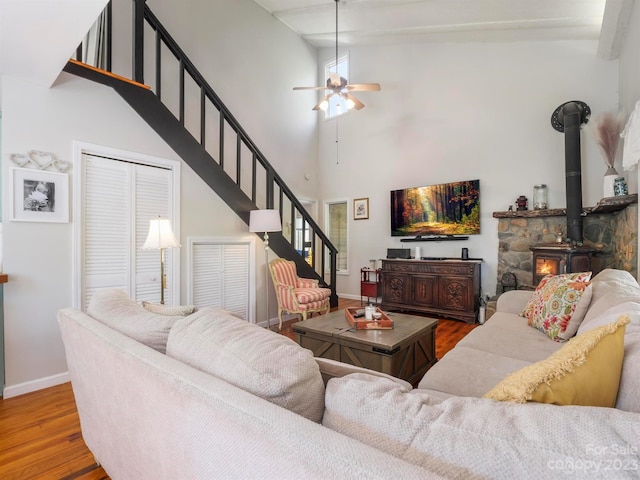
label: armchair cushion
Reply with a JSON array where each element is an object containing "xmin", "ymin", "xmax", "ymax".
[
  {"xmin": 296, "ymin": 287, "xmax": 332, "ymax": 304},
  {"xmin": 297, "ymin": 278, "xmax": 319, "ymax": 288}
]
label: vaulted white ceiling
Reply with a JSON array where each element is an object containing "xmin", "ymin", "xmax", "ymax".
[
  {"xmin": 254, "ymin": 0, "xmax": 626, "ymax": 55},
  {"xmin": 0, "ymin": 1, "xmax": 631, "ymax": 89}
]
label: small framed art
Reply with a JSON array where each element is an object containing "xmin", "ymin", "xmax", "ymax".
[
  {"xmin": 11, "ymin": 168, "xmax": 70, "ymax": 223},
  {"xmin": 354, "ymin": 197, "xmax": 369, "ymax": 220}
]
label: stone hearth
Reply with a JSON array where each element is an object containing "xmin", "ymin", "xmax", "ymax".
[{"xmin": 494, "ymin": 196, "xmax": 637, "ymax": 292}]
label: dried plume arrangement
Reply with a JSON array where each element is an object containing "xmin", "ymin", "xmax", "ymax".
[{"xmin": 584, "ymin": 111, "xmax": 626, "ymax": 170}]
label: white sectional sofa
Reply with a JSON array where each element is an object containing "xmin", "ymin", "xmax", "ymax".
[{"xmin": 57, "ymin": 269, "xmax": 640, "ymax": 479}]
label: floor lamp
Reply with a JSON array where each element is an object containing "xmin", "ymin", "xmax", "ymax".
[
  {"xmin": 142, "ymin": 216, "xmax": 180, "ymax": 304},
  {"xmin": 249, "ymin": 209, "xmax": 282, "ymax": 329}
]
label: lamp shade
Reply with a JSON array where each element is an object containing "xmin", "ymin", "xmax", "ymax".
[
  {"xmin": 249, "ymin": 209, "xmax": 281, "ymax": 233},
  {"xmin": 142, "ymin": 217, "xmax": 180, "ymax": 249}
]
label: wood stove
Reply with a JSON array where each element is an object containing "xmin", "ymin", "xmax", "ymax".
[{"xmin": 530, "ymin": 245, "xmax": 595, "ymax": 286}]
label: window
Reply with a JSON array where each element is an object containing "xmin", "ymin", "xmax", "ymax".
[
  {"xmin": 324, "ymin": 54, "xmax": 350, "ymax": 120},
  {"xmin": 325, "ymin": 200, "xmax": 348, "ymax": 273}
]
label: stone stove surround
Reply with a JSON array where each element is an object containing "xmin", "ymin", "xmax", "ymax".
[{"xmin": 493, "ymin": 197, "xmax": 637, "ymax": 293}]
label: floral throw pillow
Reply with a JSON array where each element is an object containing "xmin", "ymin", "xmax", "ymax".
[{"xmin": 522, "ymin": 272, "xmax": 592, "ymax": 342}]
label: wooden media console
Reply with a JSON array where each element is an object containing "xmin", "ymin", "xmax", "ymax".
[{"xmin": 381, "ymin": 258, "xmax": 481, "ymax": 324}]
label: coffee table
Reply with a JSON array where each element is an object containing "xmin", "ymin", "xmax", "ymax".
[{"xmin": 293, "ymin": 309, "xmax": 438, "ymax": 386}]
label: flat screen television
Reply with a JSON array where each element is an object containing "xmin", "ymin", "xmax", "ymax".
[{"xmin": 390, "ymin": 179, "xmax": 480, "ymax": 237}]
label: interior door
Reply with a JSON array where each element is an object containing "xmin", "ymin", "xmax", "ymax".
[
  {"xmin": 189, "ymin": 238, "xmax": 254, "ymax": 322},
  {"xmin": 75, "ymin": 147, "xmax": 179, "ymax": 310}
]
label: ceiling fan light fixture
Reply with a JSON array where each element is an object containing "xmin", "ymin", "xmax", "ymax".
[
  {"xmin": 293, "ymin": 0, "xmax": 380, "ymax": 112},
  {"xmin": 345, "ymin": 97, "xmax": 355, "ymax": 110}
]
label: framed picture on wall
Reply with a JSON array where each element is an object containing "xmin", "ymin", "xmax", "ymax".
[
  {"xmin": 11, "ymin": 168, "xmax": 69, "ymax": 223},
  {"xmin": 354, "ymin": 197, "xmax": 369, "ymax": 220}
]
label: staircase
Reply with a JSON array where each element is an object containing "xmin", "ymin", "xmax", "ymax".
[{"xmin": 66, "ymin": 0, "xmax": 338, "ymax": 306}]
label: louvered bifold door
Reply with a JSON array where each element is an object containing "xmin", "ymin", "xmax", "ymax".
[
  {"xmin": 191, "ymin": 241, "xmax": 250, "ymax": 321},
  {"xmin": 82, "ymin": 156, "xmax": 131, "ymax": 310},
  {"xmin": 81, "ymin": 154, "xmax": 175, "ymax": 309},
  {"xmin": 134, "ymin": 164, "xmax": 173, "ymax": 304}
]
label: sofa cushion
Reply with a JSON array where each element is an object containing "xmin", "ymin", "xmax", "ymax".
[
  {"xmin": 522, "ymin": 272, "xmax": 592, "ymax": 342},
  {"xmin": 495, "ymin": 289, "xmax": 534, "ymax": 315},
  {"xmin": 579, "ymin": 269, "xmax": 640, "ymax": 331},
  {"xmin": 323, "ymin": 373, "xmax": 640, "ymax": 479},
  {"xmin": 458, "ymin": 313, "xmax": 564, "ymax": 362},
  {"xmin": 314, "ymin": 357, "xmax": 413, "ymax": 390},
  {"xmin": 166, "ymin": 308, "xmax": 325, "ymax": 423},
  {"xmin": 574, "ymin": 301, "xmax": 640, "ymax": 413},
  {"xmin": 417, "ymin": 346, "xmax": 532, "ymax": 397},
  {"xmin": 483, "ymin": 315, "xmax": 629, "ymax": 407},
  {"xmin": 141, "ymin": 301, "xmax": 196, "ymax": 316},
  {"xmin": 87, "ymin": 288, "xmax": 184, "ymax": 353}
]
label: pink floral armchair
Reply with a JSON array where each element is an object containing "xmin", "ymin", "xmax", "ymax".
[{"xmin": 268, "ymin": 258, "xmax": 331, "ymax": 330}]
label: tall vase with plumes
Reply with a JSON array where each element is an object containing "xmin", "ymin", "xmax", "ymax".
[{"xmin": 584, "ymin": 111, "xmax": 625, "ymax": 199}]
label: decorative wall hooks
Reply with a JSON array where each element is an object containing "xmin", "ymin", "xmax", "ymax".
[{"xmin": 9, "ymin": 150, "xmax": 71, "ymax": 172}]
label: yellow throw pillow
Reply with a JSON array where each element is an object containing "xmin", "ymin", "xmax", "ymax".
[{"xmin": 483, "ymin": 315, "xmax": 629, "ymax": 407}]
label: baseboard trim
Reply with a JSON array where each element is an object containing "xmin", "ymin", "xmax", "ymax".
[
  {"xmin": 257, "ymin": 313, "xmax": 297, "ymax": 329},
  {"xmin": 2, "ymin": 371, "xmax": 70, "ymax": 399},
  {"xmin": 338, "ymin": 293, "xmax": 360, "ymax": 301}
]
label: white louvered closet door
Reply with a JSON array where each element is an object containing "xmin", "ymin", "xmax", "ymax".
[
  {"xmin": 82, "ymin": 156, "xmax": 130, "ymax": 309},
  {"xmin": 134, "ymin": 164, "xmax": 173, "ymax": 303},
  {"xmin": 191, "ymin": 241, "xmax": 250, "ymax": 321},
  {"xmin": 80, "ymin": 153, "xmax": 176, "ymax": 310}
]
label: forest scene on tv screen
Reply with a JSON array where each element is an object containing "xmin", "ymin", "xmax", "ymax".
[{"xmin": 391, "ymin": 179, "xmax": 480, "ymax": 236}]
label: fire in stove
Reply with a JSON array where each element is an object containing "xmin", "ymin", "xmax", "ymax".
[
  {"xmin": 536, "ymin": 258, "xmax": 560, "ymax": 277},
  {"xmin": 530, "ymin": 246, "xmax": 594, "ymax": 286}
]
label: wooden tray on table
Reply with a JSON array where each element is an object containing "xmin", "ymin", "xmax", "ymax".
[{"xmin": 345, "ymin": 307, "xmax": 394, "ymax": 330}]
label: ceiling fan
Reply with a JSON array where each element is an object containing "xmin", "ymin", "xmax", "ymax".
[{"xmin": 293, "ymin": 0, "xmax": 381, "ymax": 112}]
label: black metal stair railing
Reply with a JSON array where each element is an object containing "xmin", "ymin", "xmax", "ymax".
[{"xmin": 69, "ymin": 0, "xmax": 337, "ymax": 303}]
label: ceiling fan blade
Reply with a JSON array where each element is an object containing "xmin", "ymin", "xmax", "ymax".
[
  {"xmin": 346, "ymin": 93, "xmax": 365, "ymax": 110},
  {"xmin": 346, "ymin": 83, "xmax": 381, "ymax": 92},
  {"xmin": 293, "ymin": 86, "xmax": 326, "ymax": 91}
]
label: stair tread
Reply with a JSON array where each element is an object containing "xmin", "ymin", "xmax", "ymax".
[{"xmin": 67, "ymin": 59, "xmax": 151, "ymax": 90}]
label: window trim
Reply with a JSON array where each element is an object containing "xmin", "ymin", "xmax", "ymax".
[
  {"xmin": 322, "ymin": 53, "xmax": 350, "ymax": 121},
  {"xmin": 324, "ymin": 198, "xmax": 349, "ymax": 275}
]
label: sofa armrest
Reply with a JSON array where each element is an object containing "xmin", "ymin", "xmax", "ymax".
[
  {"xmin": 496, "ymin": 290, "xmax": 534, "ymax": 315},
  {"xmin": 314, "ymin": 357, "xmax": 413, "ymax": 390}
]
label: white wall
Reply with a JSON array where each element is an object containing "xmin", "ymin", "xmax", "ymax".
[
  {"xmin": 0, "ymin": 74, "xmax": 237, "ymax": 394},
  {"xmin": 0, "ymin": 0, "xmax": 318, "ymax": 395},
  {"xmin": 618, "ymin": 0, "xmax": 640, "ymax": 276},
  {"xmin": 619, "ymin": 0, "xmax": 640, "ymax": 191},
  {"xmin": 109, "ymin": 0, "xmax": 320, "ymax": 202},
  {"xmin": 318, "ymin": 40, "xmax": 619, "ymax": 298}
]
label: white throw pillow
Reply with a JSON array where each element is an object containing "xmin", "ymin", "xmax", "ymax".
[
  {"xmin": 166, "ymin": 308, "xmax": 325, "ymax": 423},
  {"xmin": 87, "ymin": 288, "xmax": 184, "ymax": 353}
]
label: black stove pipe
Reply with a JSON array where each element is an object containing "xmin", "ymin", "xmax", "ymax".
[
  {"xmin": 562, "ymin": 103, "xmax": 584, "ymax": 243},
  {"xmin": 551, "ymin": 101, "xmax": 590, "ymax": 244}
]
